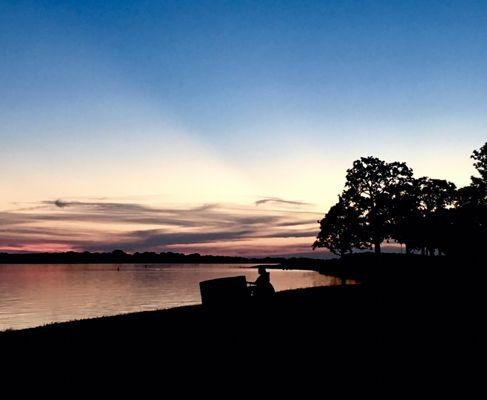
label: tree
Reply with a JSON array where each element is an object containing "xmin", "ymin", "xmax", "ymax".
[
  {"xmin": 388, "ymin": 179, "xmax": 421, "ymax": 254},
  {"xmin": 472, "ymin": 142, "xmax": 487, "ymax": 182},
  {"xmin": 416, "ymin": 177, "xmax": 457, "ymax": 213},
  {"xmin": 467, "ymin": 142, "xmax": 487, "ymax": 206},
  {"xmin": 313, "ymin": 196, "xmax": 367, "ymax": 256},
  {"xmin": 448, "ymin": 142, "xmax": 487, "ymax": 256},
  {"xmin": 457, "ymin": 143, "xmax": 487, "ymax": 207},
  {"xmin": 414, "ymin": 177, "xmax": 456, "ymax": 255},
  {"xmin": 341, "ymin": 157, "xmax": 414, "ymax": 254}
]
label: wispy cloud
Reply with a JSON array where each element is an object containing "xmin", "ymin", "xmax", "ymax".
[
  {"xmin": 255, "ymin": 197, "xmax": 311, "ymax": 206},
  {"xmin": 0, "ymin": 198, "xmax": 323, "ymax": 256}
]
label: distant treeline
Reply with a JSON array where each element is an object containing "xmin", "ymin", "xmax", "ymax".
[
  {"xmin": 0, "ymin": 250, "xmax": 308, "ymax": 264},
  {"xmin": 314, "ymin": 142, "xmax": 487, "ymax": 257}
]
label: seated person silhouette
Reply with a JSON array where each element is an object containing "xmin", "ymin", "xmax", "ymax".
[{"xmin": 248, "ymin": 267, "xmax": 275, "ymax": 299}]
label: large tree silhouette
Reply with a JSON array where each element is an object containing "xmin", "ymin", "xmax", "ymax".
[
  {"xmin": 314, "ymin": 142, "xmax": 487, "ymax": 257},
  {"xmin": 313, "ymin": 196, "xmax": 367, "ymax": 256},
  {"xmin": 341, "ymin": 157, "xmax": 414, "ymax": 254}
]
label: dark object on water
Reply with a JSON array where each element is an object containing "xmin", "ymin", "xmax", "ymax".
[{"xmin": 200, "ymin": 276, "xmax": 250, "ymax": 307}]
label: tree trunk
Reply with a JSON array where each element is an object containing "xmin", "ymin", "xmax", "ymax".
[
  {"xmin": 405, "ymin": 244, "xmax": 411, "ymax": 255},
  {"xmin": 374, "ymin": 241, "xmax": 381, "ymax": 254}
]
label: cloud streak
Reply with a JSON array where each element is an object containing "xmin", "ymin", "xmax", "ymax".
[
  {"xmin": 255, "ymin": 197, "xmax": 312, "ymax": 206},
  {"xmin": 0, "ymin": 198, "xmax": 323, "ymax": 256}
]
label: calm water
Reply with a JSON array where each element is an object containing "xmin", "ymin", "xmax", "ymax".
[{"xmin": 0, "ymin": 263, "xmax": 344, "ymax": 331}]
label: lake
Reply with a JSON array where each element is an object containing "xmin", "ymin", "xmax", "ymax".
[{"xmin": 0, "ymin": 263, "xmax": 345, "ymax": 331}]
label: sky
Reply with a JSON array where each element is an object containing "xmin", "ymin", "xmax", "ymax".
[{"xmin": 1, "ymin": 0, "xmax": 486, "ymax": 256}]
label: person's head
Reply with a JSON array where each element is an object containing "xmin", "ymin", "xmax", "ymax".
[{"xmin": 258, "ymin": 266, "xmax": 266, "ymax": 275}]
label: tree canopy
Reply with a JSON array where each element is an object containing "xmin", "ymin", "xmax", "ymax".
[
  {"xmin": 341, "ymin": 157, "xmax": 414, "ymax": 253},
  {"xmin": 314, "ymin": 142, "xmax": 487, "ymax": 257},
  {"xmin": 313, "ymin": 196, "xmax": 367, "ymax": 256}
]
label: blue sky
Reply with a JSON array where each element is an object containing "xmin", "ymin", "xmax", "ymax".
[{"xmin": 1, "ymin": 1, "xmax": 486, "ymax": 255}]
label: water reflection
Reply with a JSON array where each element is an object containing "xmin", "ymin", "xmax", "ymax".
[{"xmin": 0, "ymin": 263, "xmax": 345, "ymax": 331}]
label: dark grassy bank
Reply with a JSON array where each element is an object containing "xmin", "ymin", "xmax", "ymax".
[
  {"xmin": 1, "ymin": 285, "xmax": 381, "ymax": 389},
  {"xmin": 283, "ymin": 252, "xmax": 486, "ymax": 281}
]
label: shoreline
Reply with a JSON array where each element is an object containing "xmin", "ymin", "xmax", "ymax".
[
  {"xmin": 2, "ymin": 253, "xmax": 483, "ymax": 336},
  {"xmin": 2, "ymin": 254, "xmax": 483, "ymax": 350},
  {"xmin": 0, "ymin": 263, "xmax": 339, "ymax": 333},
  {"xmin": 0, "ymin": 302, "xmax": 202, "ymax": 335},
  {"xmin": 0, "ymin": 251, "xmax": 331, "ymax": 265},
  {"xmin": 2, "ymin": 258, "xmax": 482, "ymax": 382},
  {"xmin": 0, "ymin": 284, "xmax": 363, "ymax": 335},
  {"xmin": 0, "ymin": 285, "xmax": 359, "ymax": 338}
]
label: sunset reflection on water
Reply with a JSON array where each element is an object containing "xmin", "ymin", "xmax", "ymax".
[{"xmin": 0, "ymin": 263, "xmax": 344, "ymax": 331}]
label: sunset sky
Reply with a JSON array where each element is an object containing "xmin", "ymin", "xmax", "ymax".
[{"xmin": 1, "ymin": 1, "xmax": 486, "ymax": 256}]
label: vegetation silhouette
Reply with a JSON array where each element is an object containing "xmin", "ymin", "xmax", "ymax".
[
  {"xmin": 0, "ymin": 250, "xmax": 301, "ymax": 264},
  {"xmin": 314, "ymin": 142, "xmax": 487, "ymax": 257}
]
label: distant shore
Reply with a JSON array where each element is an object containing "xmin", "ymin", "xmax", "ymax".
[{"xmin": 0, "ymin": 250, "xmax": 330, "ymax": 265}]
